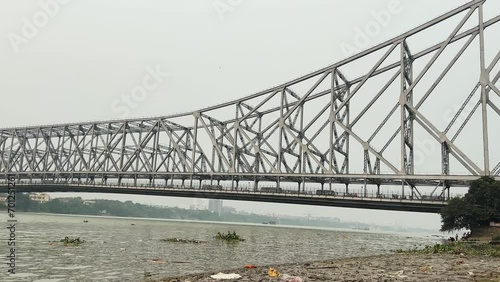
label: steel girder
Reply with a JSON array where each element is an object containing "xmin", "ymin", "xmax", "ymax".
[{"xmin": 1, "ymin": 0, "xmax": 500, "ymax": 191}]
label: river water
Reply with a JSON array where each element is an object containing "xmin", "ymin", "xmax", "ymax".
[{"xmin": 0, "ymin": 213, "xmax": 442, "ymax": 281}]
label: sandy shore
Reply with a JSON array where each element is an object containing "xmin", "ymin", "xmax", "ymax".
[{"xmin": 158, "ymin": 253, "xmax": 500, "ymax": 281}]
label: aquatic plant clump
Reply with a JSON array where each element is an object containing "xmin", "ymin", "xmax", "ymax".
[
  {"xmin": 161, "ymin": 238, "xmax": 207, "ymax": 244},
  {"xmin": 59, "ymin": 237, "xmax": 86, "ymax": 246},
  {"xmin": 394, "ymin": 242, "xmax": 500, "ymax": 257},
  {"xmin": 214, "ymin": 231, "xmax": 245, "ymax": 242}
]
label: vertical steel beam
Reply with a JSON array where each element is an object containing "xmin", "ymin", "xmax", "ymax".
[
  {"xmin": 55, "ymin": 133, "xmax": 62, "ymax": 180},
  {"xmin": 105, "ymin": 124, "xmax": 111, "ymax": 172},
  {"xmin": 135, "ymin": 123, "xmax": 142, "ymax": 172},
  {"xmin": 44, "ymin": 127, "xmax": 53, "ymax": 174},
  {"xmin": 66, "ymin": 127, "xmax": 73, "ymax": 181},
  {"xmin": 231, "ymin": 105, "xmax": 239, "ymax": 173},
  {"xmin": 7, "ymin": 131, "xmax": 14, "ymax": 174},
  {"xmin": 191, "ymin": 114, "xmax": 199, "ymax": 187},
  {"xmin": 119, "ymin": 122, "xmax": 127, "ymax": 184},
  {"xmin": 258, "ymin": 115, "xmax": 263, "ymax": 173},
  {"xmin": 59, "ymin": 127, "xmax": 67, "ymax": 174},
  {"xmin": 400, "ymin": 40, "xmax": 414, "ymax": 176},
  {"xmin": 152, "ymin": 122, "xmax": 159, "ymax": 185},
  {"xmin": 277, "ymin": 88, "xmax": 285, "ymax": 173},
  {"xmin": 76, "ymin": 126, "xmax": 84, "ymax": 175},
  {"xmin": 478, "ymin": 3, "xmax": 490, "ymax": 175},
  {"xmin": 345, "ymin": 87, "xmax": 350, "ymax": 174},
  {"xmin": 19, "ymin": 129, "xmax": 27, "ymax": 172},
  {"xmin": 442, "ymin": 143, "xmax": 450, "ymax": 175},
  {"xmin": 299, "ymin": 103, "xmax": 304, "ymax": 192},
  {"xmin": 0, "ymin": 132, "xmax": 6, "ymax": 173},
  {"xmin": 329, "ymin": 70, "xmax": 336, "ymax": 174}
]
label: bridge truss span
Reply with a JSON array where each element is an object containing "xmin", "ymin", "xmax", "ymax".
[{"xmin": 1, "ymin": 0, "xmax": 500, "ymax": 202}]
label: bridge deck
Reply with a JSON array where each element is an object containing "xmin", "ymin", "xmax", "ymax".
[{"xmin": 0, "ymin": 183, "xmax": 446, "ymax": 213}]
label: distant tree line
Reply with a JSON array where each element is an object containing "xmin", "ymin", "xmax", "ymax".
[{"xmin": 4, "ymin": 193, "xmax": 364, "ymax": 229}]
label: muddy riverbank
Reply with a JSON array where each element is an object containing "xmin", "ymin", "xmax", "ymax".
[{"xmin": 159, "ymin": 253, "xmax": 500, "ymax": 281}]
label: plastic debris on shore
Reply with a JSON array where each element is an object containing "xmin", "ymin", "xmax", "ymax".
[
  {"xmin": 268, "ymin": 268, "xmax": 280, "ymax": 277},
  {"xmin": 210, "ymin": 273, "xmax": 242, "ymax": 280},
  {"xmin": 280, "ymin": 274, "xmax": 303, "ymax": 282},
  {"xmin": 389, "ymin": 270, "xmax": 408, "ymax": 278},
  {"xmin": 244, "ymin": 265, "xmax": 256, "ymax": 269}
]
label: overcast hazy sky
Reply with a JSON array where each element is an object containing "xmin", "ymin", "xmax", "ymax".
[{"xmin": 1, "ymin": 0, "xmax": 499, "ymax": 230}]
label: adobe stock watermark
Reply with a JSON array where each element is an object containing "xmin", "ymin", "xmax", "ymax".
[
  {"xmin": 7, "ymin": 0, "xmax": 71, "ymax": 53},
  {"xmin": 340, "ymin": 0, "xmax": 403, "ymax": 58},
  {"xmin": 111, "ymin": 65, "xmax": 169, "ymax": 118},
  {"xmin": 213, "ymin": 0, "xmax": 244, "ymax": 21}
]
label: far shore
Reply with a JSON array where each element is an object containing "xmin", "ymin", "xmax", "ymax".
[{"xmin": 158, "ymin": 253, "xmax": 500, "ymax": 282}]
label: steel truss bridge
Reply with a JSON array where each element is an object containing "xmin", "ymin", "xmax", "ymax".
[{"xmin": 1, "ymin": 1, "xmax": 500, "ymax": 213}]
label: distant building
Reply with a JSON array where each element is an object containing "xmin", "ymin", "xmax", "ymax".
[
  {"xmin": 57, "ymin": 198, "xmax": 71, "ymax": 203},
  {"xmin": 223, "ymin": 206, "xmax": 236, "ymax": 213},
  {"xmin": 208, "ymin": 199, "xmax": 223, "ymax": 215},
  {"xmin": 189, "ymin": 204, "xmax": 206, "ymax": 210},
  {"xmin": 83, "ymin": 200, "xmax": 96, "ymax": 205},
  {"xmin": 29, "ymin": 193, "xmax": 51, "ymax": 203}
]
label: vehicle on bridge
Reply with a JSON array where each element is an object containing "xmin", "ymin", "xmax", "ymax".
[
  {"xmin": 316, "ymin": 190, "xmax": 337, "ymax": 196},
  {"xmin": 260, "ymin": 187, "xmax": 282, "ymax": 193},
  {"xmin": 201, "ymin": 184, "xmax": 223, "ymax": 190}
]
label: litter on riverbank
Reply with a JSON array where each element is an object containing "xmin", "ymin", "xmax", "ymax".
[{"xmin": 158, "ymin": 253, "xmax": 500, "ymax": 281}]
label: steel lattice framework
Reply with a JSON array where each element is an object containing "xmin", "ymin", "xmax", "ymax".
[{"xmin": 1, "ymin": 0, "xmax": 500, "ymax": 200}]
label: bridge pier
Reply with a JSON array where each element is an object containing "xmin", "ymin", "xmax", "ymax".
[
  {"xmin": 345, "ymin": 183, "xmax": 349, "ymax": 195},
  {"xmin": 377, "ymin": 184, "xmax": 380, "ymax": 198}
]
